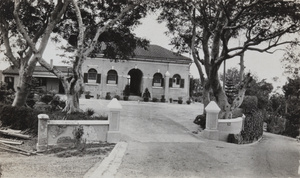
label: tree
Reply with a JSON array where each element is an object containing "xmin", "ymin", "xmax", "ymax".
[
  {"xmin": 37, "ymin": 0, "xmax": 150, "ymax": 113},
  {"xmin": 159, "ymin": 0, "xmax": 300, "ymax": 118},
  {"xmin": 283, "ymin": 77, "xmax": 300, "ymax": 99},
  {"xmin": 0, "ymin": 0, "xmax": 71, "ymax": 107},
  {"xmin": 281, "ymin": 43, "xmax": 300, "ymax": 79}
]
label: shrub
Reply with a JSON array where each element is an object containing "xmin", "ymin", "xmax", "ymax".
[
  {"xmin": 40, "ymin": 94, "xmax": 54, "ymax": 104},
  {"xmin": 240, "ymin": 96, "xmax": 258, "ymax": 115},
  {"xmin": 123, "ymin": 85, "xmax": 130, "ymax": 97},
  {"xmin": 284, "ymin": 98, "xmax": 300, "ymax": 138},
  {"xmin": 123, "ymin": 96, "xmax": 129, "ymax": 101},
  {"xmin": 85, "ymin": 108, "xmax": 95, "ymax": 116},
  {"xmin": 186, "ymin": 100, "xmax": 191, "ymax": 105},
  {"xmin": 0, "ymin": 85, "xmax": 14, "ymax": 105},
  {"xmin": 142, "ymin": 88, "xmax": 151, "ymax": 102},
  {"xmin": 113, "ymin": 95, "xmax": 120, "ymax": 100},
  {"xmin": 160, "ymin": 95, "xmax": 166, "ymax": 102},
  {"xmin": 105, "ymin": 92, "xmax": 111, "ymax": 100},
  {"xmin": 241, "ymin": 110, "xmax": 264, "ymax": 143},
  {"xmin": 178, "ymin": 97, "xmax": 183, "ymax": 104},
  {"xmin": 0, "ymin": 104, "xmax": 41, "ymax": 134},
  {"xmin": 48, "ymin": 111, "xmax": 108, "ymax": 121},
  {"xmin": 152, "ymin": 97, "xmax": 158, "ymax": 102},
  {"xmin": 227, "ymin": 134, "xmax": 243, "ymax": 144},
  {"xmin": 194, "ymin": 114, "xmax": 206, "ymax": 129}
]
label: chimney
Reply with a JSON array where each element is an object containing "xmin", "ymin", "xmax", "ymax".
[{"xmin": 50, "ymin": 59, "xmax": 53, "ymax": 69}]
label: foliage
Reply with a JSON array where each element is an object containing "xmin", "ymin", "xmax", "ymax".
[
  {"xmin": 0, "ymin": 0, "xmax": 71, "ymax": 107},
  {"xmin": 186, "ymin": 99, "xmax": 191, "ymax": 105},
  {"xmin": 241, "ymin": 111, "xmax": 264, "ymax": 143},
  {"xmin": 85, "ymin": 108, "xmax": 95, "ymax": 116},
  {"xmin": 284, "ymin": 98, "xmax": 300, "ymax": 138},
  {"xmin": 40, "ymin": 94, "xmax": 54, "ymax": 104},
  {"xmin": 142, "ymin": 88, "xmax": 151, "ymax": 102},
  {"xmin": 240, "ymin": 96, "xmax": 258, "ymax": 115},
  {"xmin": 152, "ymin": 97, "xmax": 158, "ymax": 102},
  {"xmin": 281, "ymin": 43, "xmax": 300, "ymax": 79},
  {"xmin": 160, "ymin": 95, "xmax": 166, "ymax": 102},
  {"xmin": 123, "ymin": 85, "xmax": 130, "ymax": 97},
  {"xmin": 193, "ymin": 114, "xmax": 206, "ymax": 129},
  {"xmin": 246, "ymin": 78, "xmax": 273, "ymax": 110},
  {"xmin": 105, "ymin": 92, "xmax": 111, "ymax": 100},
  {"xmin": 178, "ymin": 97, "xmax": 183, "ymax": 104},
  {"xmin": 158, "ymin": 1, "xmax": 300, "ymax": 117},
  {"xmin": 0, "ymin": 82, "xmax": 14, "ymax": 105},
  {"xmin": 283, "ymin": 77, "xmax": 300, "ymax": 99},
  {"xmin": 113, "ymin": 95, "xmax": 121, "ymax": 100},
  {"xmin": 0, "ymin": 104, "xmax": 41, "ymax": 134}
]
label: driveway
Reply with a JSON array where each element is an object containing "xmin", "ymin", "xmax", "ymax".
[
  {"xmin": 82, "ymin": 99, "xmax": 300, "ymax": 178},
  {"xmin": 80, "ymin": 99, "xmax": 204, "ymax": 143}
]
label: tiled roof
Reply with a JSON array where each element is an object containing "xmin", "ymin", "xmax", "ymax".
[
  {"xmin": 133, "ymin": 45, "xmax": 192, "ymax": 64},
  {"xmin": 2, "ymin": 65, "xmax": 70, "ymax": 77},
  {"xmin": 2, "ymin": 66, "xmax": 18, "ymax": 75}
]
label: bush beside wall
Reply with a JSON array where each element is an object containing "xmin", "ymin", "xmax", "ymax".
[
  {"xmin": 240, "ymin": 110, "xmax": 264, "ymax": 143},
  {"xmin": 0, "ymin": 104, "xmax": 40, "ymax": 134}
]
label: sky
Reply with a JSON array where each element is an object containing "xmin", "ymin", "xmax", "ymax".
[{"xmin": 0, "ymin": 12, "xmax": 293, "ymax": 94}]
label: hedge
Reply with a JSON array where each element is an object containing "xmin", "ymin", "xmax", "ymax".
[{"xmin": 0, "ymin": 104, "xmax": 41, "ymax": 134}]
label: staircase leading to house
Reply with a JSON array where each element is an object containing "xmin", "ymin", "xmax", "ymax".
[{"xmin": 128, "ymin": 95, "xmax": 143, "ymax": 101}]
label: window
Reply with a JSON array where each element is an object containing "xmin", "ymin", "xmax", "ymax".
[
  {"xmin": 169, "ymin": 74, "xmax": 185, "ymax": 88},
  {"xmin": 84, "ymin": 68, "xmax": 101, "ymax": 84},
  {"xmin": 88, "ymin": 69, "xmax": 97, "ymax": 80},
  {"xmin": 153, "ymin": 73, "xmax": 164, "ymax": 87},
  {"xmin": 107, "ymin": 70, "xmax": 118, "ymax": 84}
]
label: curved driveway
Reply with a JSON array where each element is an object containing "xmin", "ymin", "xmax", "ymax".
[{"xmin": 81, "ymin": 99, "xmax": 300, "ymax": 178}]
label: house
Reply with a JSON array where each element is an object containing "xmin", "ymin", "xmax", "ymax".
[
  {"xmin": 82, "ymin": 44, "xmax": 192, "ymax": 101},
  {"xmin": 2, "ymin": 65, "xmax": 70, "ymax": 93},
  {"xmin": 2, "ymin": 44, "xmax": 192, "ymax": 101}
]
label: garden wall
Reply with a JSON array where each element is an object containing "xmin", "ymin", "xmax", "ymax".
[
  {"xmin": 37, "ymin": 98, "xmax": 122, "ymax": 151},
  {"xmin": 218, "ymin": 116, "xmax": 245, "ymax": 141},
  {"xmin": 47, "ymin": 120, "xmax": 109, "ymax": 147}
]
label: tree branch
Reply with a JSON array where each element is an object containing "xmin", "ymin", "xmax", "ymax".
[
  {"xmin": 83, "ymin": 3, "xmax": 136, "ymax": 56},
  {"xmin": 13, "ymin": 0, "xmax": 38, "ymax": 54},
  {"xmin": 0, "ymin": 19, "xmax": 19, "ymax": 68}
]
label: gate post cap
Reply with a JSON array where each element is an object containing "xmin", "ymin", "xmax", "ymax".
[
  {"xmin": 107, "ymin": 98, "xmax": 122, "ymax": 111},
  {"xmin": 205, "ymin": 101, "xmax": 221, "ymax": 113}
]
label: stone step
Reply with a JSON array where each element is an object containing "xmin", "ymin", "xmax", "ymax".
[{"xmin": 128, "ymin": 95, "xmax": 143, "ymax": 101}]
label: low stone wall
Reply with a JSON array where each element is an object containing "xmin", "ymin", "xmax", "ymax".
[
  {"xmin": 47, "ymin": 120, "xmax": 109, "ymax": 148},
  {"xmin": 203, "ymin": 101, "xmax": 245, "ymax": 142},
  {"xmin": 36, "ymin": 98, "xmax": 122, "ymax": 152},
  {"xmin": 218, "ymin": 116, "xmax": 245, "ymax": 141}
]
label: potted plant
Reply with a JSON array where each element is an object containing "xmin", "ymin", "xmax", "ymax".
[
  {"xmin": 178, "ymin": 97, "xmax": 183, "ymax": 104},
  {"xmin": 123, "ymin": 85, "xmax": 130, "ymax": 101},
  {"xmin": 85, "ymin": 91, "xmax": 91, "ymax": 99},
  {"xmin": 186, "ymin": 98, "xmax": 191, "ymax": 105},
  {"xmin": 142, "ymin": 88, "xmax": 151, "ymax": 102},
  {"xmin": 160, "ymin": 95, "xmax": 166, "ymax": 102},
  {"xmin": 105, "ymin": 92, "xmax": 111, "ymax": 100}
]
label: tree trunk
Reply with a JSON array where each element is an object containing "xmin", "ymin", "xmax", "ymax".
[
  {"xmin": 12, "ymin": 67, "xmax": 34, "ymax": 107},
  {"xmin": 61, "ymin": 76, "xmax": 84, "ymax": 114},
  {"xmin": 63, "ymin": 93, "xmax": 82, "ymax": 114}
]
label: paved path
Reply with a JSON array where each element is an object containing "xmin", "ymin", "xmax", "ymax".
[{"xmin": 81, "ymin": 99, "xmax": 300, "ymax": 178}]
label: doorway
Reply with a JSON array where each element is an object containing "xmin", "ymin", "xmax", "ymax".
[{"xmin": 128, "ymin": 69, "xmax": 143, "ymax": 96}]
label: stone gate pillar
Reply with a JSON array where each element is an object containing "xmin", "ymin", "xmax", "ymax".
[
  {"xmin": 107, "ymin": 98, "xmax": 122, "ymax": 143},
  {"xmin": 36, "ymin": 114, "xmax": 49, "ymax": 152},
  {"xmin": 164, "ymin": 71, "xmax": 170, "ymax": 102},
  {"xmin": 203, "ymin": 101, "xmax": 220, "ymax": 140}
]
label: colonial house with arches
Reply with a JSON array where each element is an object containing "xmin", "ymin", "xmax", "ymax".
[
  {"xmin": 83, "ymin": 44, "xmax": 192, "ymax": 101},
  {"xmin": 1, "ymin": 44, "xmax": 192, "ymax": 102}
]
